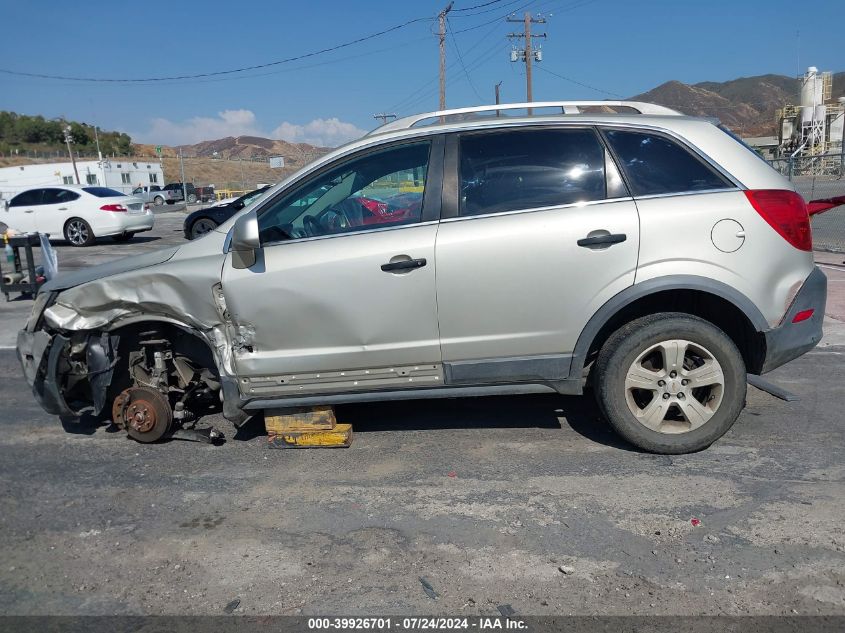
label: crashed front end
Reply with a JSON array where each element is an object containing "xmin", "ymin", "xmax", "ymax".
[
  {"xmin": 16, "ymin": 239, "xmax": 246, "ymax": 442},
  {"xmin": 18, "ymin": 306, "xmax": 117, "ymax": 418}
]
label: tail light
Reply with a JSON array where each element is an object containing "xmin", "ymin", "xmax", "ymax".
[
  {"xmin": 744, "ymin": 190, "xmax": 812, "ymax": 251},
  {"xmin": 100, "ymin": 204, "xmax": 127, "ymax": 212}
]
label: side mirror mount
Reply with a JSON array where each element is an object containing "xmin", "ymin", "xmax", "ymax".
[{"xmin": 229, "ymin": 210, "xmax": 260, "ymax": 269}]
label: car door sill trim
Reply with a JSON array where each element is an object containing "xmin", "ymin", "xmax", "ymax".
[{"xmin": 242, "ymin": 381, "xmax": 581, "ymax": 410}]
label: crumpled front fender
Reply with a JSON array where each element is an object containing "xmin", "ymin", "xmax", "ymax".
[{"xmin": 16, "ymin": 330, "xmax": 75, "ymax": 417}]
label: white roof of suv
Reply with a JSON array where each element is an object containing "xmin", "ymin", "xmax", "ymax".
[{"xmin": 371, "ymin": 101, "xmax": 684, "ymax": 136}]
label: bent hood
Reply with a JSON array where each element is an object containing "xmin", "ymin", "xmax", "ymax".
[{"xmin": 42, "ymin": 245, "xmax": 182, "ymax": 292}]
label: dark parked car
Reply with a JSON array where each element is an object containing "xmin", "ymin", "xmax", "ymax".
[
  {"xmin": 163, "ymin": 182, "xmax": 215, "ymax": 204},
  {"xmin": 183, "ymin": 186, "xmax": 270, "ymax": 239}
]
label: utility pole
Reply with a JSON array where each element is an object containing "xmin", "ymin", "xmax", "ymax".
[
  {"xmin": 93, "ymin": 126, "xmax": 102, "ymax": 161},
  {"xmin": 63, "ymin": 125, "xmax": 80, "ymax": 184},
  {"xmin": 179, "ymin": 147, "xmax": 187, "ymax": 206},
  {"xmin": 373, "ymin": 113, "xmax": 397, "ymax": 125},
  {"xmin": 507, "ymin": 12, "xmax": 547, "ymax": 108},
  {"xmin": 439, "ymin": 2, "xmax": 453, "ymax": 112},
  {"xmin": 494, "ymin": 81, "xmax": 503, "ymax": 116}
]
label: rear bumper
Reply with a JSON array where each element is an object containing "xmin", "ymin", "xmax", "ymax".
[
  {"xmin": 760, "ymin": 266, "xmax": 826, "ymax": 374},
  {"xmin": 97, "ymin": 213, "xmax": 155, "ymax": 237}
]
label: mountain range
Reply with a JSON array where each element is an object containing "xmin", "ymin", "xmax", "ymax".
[
  {"xmin": 630, "ymin": 72, "xmax": 845, "ymax": 136},
  {"xmin": 146, "ymin": 71, "xmax": 844, "ymax": 157}
]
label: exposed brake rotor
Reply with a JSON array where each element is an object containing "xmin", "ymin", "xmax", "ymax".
[{"xmin": 112, "ymin": 387, "xmax": 173, "ymax": 443}]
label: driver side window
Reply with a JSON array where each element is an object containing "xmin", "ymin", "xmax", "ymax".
[{"xmin": 258, "ymin": 141, "xmax": 430, "ymax": 244}]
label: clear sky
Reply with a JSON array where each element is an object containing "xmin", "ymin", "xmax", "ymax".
[{"xmin": 0, "ymin": 0, "xmax": 842, "ymax": 147}]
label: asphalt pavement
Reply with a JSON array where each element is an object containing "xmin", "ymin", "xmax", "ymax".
[{"xmin": 0, "ymin": 211, "xmax": 844, "ymax": 617}]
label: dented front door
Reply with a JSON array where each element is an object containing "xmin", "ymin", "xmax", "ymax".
[
  {"xmin": 220, "ymin": 224, "xmax": 441, "ymax": 382},
  {"xmin": 219, "ymin": 138, "xmax": 444, "ymax": 389}
]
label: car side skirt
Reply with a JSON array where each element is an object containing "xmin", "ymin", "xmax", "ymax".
[{"xmin": 242, "ymin": 381, "xmax": 576, "ymax": 411}]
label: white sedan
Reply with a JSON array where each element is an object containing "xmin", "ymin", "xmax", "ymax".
[{"xmin": 1, "ymin": 186, "xmax": 154, "ymax": 247}]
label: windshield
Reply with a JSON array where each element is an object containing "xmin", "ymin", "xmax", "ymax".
[
  {"xmin": 238, "ymin": 187, "xmax": 270, "ymax": 208},
  {"xmin": 83, "ymin": 187, "xmax": 125, "ymax": 197}
]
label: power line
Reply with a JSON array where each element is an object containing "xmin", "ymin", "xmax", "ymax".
[
  {"xmin": 0, "ymin": 15, "xmax": 434, "ymax": 83},
  {"xmin": 451, "ymin": 0, "xmax": 524, "ymax": 17},
  {"xmin": 453, "ymin": 0, "xmax": 507, "ymax": 11},
  {"xmin": 447, "ymin": 18, "xmax": 485, "ymax": 101},
  {"xmin": 535, "ymin": 65, "xmax": 623, "ymax": 97}
]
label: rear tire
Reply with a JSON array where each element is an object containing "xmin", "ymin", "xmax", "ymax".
[
  {"xmin": 593, "ymin": 313, "xmax": 746, "ymax": 454},
  {"xmin": 153, "ymin": 196, "xmax": 164, "ymax": 206},
  {"xmin": 64, "ymin": 218, "xmax": 95, "ymax": 247},
  {"xmin": 111, "ymin": 232, "xmax": 135, "ymax": 242}
]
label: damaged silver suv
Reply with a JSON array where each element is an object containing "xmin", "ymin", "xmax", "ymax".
[{"xmin": 17, "ymin": 101, "xmax": 826, "ymax": 453}]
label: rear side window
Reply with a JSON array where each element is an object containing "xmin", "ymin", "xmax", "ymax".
[
  {"xmin": 42, "ymin": 189, "xmax": 80, "ymax": 204},
  {"xmin": 459, "ymin": 128, "xmax": 606, "ymax": 217},
  {"xmin": 603, "ymin": 130, "xmax": 731, "ymax": 196}
]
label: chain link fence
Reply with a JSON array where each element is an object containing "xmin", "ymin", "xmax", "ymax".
[{"xmin": 769, "ymin": 153, "xmax": 845, "ymax": 253}]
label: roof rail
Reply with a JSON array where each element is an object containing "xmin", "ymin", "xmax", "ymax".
[{"xmin": 370, "ymin": 101, "xmax": 682, "ymax": 135}]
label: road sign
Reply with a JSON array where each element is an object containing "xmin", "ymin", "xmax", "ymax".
[
  {"xmin": 155, "ymin": 146, "xmax": 162, "ymax": 155},
  {"xmin": 269, "ymin": 156, "xmax": 285, "ymax": 169}
]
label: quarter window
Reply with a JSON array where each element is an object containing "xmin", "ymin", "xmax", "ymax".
[
  {"xmin": 603, "ymin": 130, "xmax": 731, "ymax": 196},
  {"xmin": 458, "ymin": 128, "xmax": 606, "ymax": 217},
  {"xmin": 258, "ymin": 142, "xmax": 430, "ymax": 244}
]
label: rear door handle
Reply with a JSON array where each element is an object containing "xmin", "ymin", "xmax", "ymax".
[
  {"xmin": 577, "ymin": 233, "xmax": 627, "ymax": 248},
  {"xmin": 381, "ymin": 258, "xmax": 427, "ymax": 272},
  {"xmin": 58, "ymin": 207, "xmax": 68, "ymax": 211},
  {"xmin": 24, "ymin": 209, "xmax": 34, "ymax": 214}
]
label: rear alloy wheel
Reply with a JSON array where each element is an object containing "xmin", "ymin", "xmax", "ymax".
[
  {"xmin": 64, "ymin": 218, "xmax": 95, "ymax": 247},
  {"xmin": 190, "ymin": 218, "xmax": 218, "ymax": 239},
  {"xmin": 187, "ymin": 193, "xmax": 197, "ymax": 204},
  {"xmin": 153, "ymin": 196, "xmax": 164, "ymax": 206},
  {"xmin": 111, "ymin": 232, "xmax": 135, "ymax": 242},
  {"xmin": 594, "ymin": 313, "xmax": 746, "ymax": 454}
]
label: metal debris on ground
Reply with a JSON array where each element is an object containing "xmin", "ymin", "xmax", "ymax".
[
  {"xmin": 223, "ymin": 598, "xmax": 240, "ymax": 614},
  {"xmin": 746, "ymin": 374, "xmax": 800, "ymax": 402},
  {"xmin": 418, "ymin": 577, "xmax": 438, "ymax": 599},
  {"xmin": 497, "ymin": 604, "xmax": 517, "ymax": 617}
]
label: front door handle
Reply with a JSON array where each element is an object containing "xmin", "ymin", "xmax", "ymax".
[
  {"xmin": 577, "ymin": 233, "xmax": 627, "ymax": 248},
  {"xmin": 24, "ymin": 209, "xmax": 34, "ymax": 214},
  {"xmin": 381, "ymin": 258, "xmax": 427, "ymax": 272},
  {"xmin": 58, "ymin": 207, "xmax": 68, "ymax": 211}
]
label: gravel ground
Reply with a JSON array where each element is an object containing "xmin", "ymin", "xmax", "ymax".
[{"xmin": 0, "ymin": 212, "xmax": 843, "ymax": 617}]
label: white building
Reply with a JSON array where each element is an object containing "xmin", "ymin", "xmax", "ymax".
[{"xmin": 0, "ymin": 159, "xmax": 165, "ymax": 201}]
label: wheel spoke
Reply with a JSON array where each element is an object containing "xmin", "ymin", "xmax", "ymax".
[
  {"xmin": 626, "ymin": 364, "xmax": 663, "ymax": 391},
  {"xmin": 684, "ymin": 360, "xmax": 724, "ymax": 388},
  {"xmin": 637, "ymin": 396, "xmax": 668, "ymax": 431},
  {"xmin": 659, "ymin": 340, "xmax": 687, "ymax": 374},
  {"xmin": 679, "ymin": 397, "xmax": 714, "ymax": 430}
]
